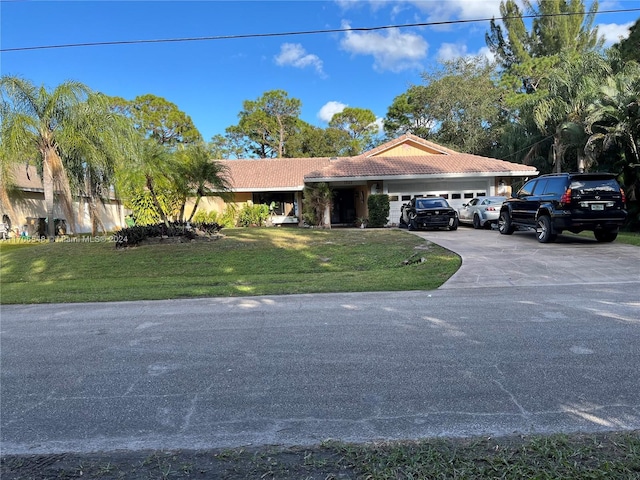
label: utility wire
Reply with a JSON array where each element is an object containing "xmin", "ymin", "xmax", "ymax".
[
  {"xmin": 2, "ymin": 8, "xmax": 639, "ymax": 53},
  {"xmin": 498, "ymin": 135, "xmax": 555, "ymax": 162}
]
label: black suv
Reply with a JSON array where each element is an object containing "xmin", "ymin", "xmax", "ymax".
[{"xmin": 498, "ymin": 173, "xmax": 627, "ymax": 243}]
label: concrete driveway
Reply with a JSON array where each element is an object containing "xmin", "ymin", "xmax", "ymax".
[{"xmin": 410, "ymin": 227, "xmax": 640, "ymax": 289}]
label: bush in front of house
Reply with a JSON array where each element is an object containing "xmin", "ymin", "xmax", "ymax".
[
  {"xmin": 238, "ymin": 203, "xmax": 270, "ymax": 227},
  {"xmin": 115, "ymin": 221, "xmax": 222, "ymax": 248},
  {"xmin": 367, "ymin": 194, "xmax": 390, "ymax": 228}
]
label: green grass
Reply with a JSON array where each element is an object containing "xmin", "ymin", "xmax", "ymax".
[
  {"xmin": 2, "ymin": 431, "xmax": 638, "ymax": 479},
  {"xmin": 567, "ymin": 230, "xmax": 640, "ymax": 246},
  {"xmin": 615, "ymin": 230, "xmax": 640, "ymax": 246},
  {"xmin": 0, "ymin": 228, "xmax": 460, "ymax": 304}
]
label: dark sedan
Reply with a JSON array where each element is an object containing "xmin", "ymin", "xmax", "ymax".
[{"xmin": 400, "ymin": 197, "xmax": 459, "ymax": 231}]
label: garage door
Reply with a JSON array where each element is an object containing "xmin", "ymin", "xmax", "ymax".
[{"xmin": 386, "ymin": 180, "xmax": 490, "ymax": 225}]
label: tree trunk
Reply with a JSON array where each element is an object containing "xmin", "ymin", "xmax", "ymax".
[
  {"xmin": 187, "ymin": 195, "xmax": 202, "ymax": 222},
  {"xmin": 43, "ymin": 150, "xmax": 56, "ymax": 241},
  {"xmin": 146, "ymin": 176, "xmax": 169, "ymax": 226}
]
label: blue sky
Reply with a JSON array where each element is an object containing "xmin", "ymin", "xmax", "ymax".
[{"xmin": 2, "ymin": 0, "xmax": 639, "ymax": 142}]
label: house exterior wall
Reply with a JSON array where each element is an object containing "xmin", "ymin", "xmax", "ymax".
[
  {"xmin": 2, "ymin": 191, "xmax": 125, "ymax": 236},
  {"xmin": 374, "ymin": 141, "xmax": 442, "ymax": 156}
]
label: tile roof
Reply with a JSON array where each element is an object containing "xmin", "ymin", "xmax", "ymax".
[
  {"xmin": 305, "ymin": 153, "xmax": 537, "ymax": 180},
  {"xmin": 7, "ymin": 135, "xmax": 537, "ymax": 194},
  {"xmin": 219, "ymin": 157, "xmax": 332, "ymax": 190}
]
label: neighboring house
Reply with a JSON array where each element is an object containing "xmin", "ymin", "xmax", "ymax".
[
  {"xmin": 1, "ymin": 164, "xmax": 126, "ymax": 237},
  {"xmin": 209, "ymin": 133, "xmax": 538, "ymax": 227},
  {"xmin": 2, "ymin": 134, "xmax": 538, "ymax": 233}
]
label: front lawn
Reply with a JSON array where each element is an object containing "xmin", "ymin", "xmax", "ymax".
[{"xmin": 0, "ymin": 228, "xmax": 460, "ymax": 304}]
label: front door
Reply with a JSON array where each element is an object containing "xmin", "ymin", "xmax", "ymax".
[{"xmin": 331, "ymin": 188, "xmax": 357, "ymax": 225}]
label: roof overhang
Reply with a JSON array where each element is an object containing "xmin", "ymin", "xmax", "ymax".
[{"xmin": 231, "ymin": 186, "xmax": 304, "ymax": 193}]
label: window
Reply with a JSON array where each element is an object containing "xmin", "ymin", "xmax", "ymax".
[
  {"xmin": 451, "ymin": 193, "xmax": 461, "ymax": 199},
  {"xmin": 532, "ymin": 179, "xmax": 548, "ymax": 195},
  {"xmin": 543, "ymin": 177, "xmax": 566, "ymax": 195},
  {"xmin": 477, "ymin": 192, "xmax": 486, "ymax": 197},
  {"xmin": 571, "ymin": 178, "xmax": 619, "ymax": 193},
  {"xmin": 464, "ymin": 192, "xmax": 474, "ymax": 199},
  {"xmin": 518, "ymin": 180, "xmax": 537, "ymax": 196},
  {"xmin": 389, "ymin": 195, "xmax": 399, "ymax": 201},
  {"xmin": 401, "ymin": 195, "xmax": 411, "ymax": 201},
  {"xmin": 417, "ymin": 199, "xmax": 446, "ymax": 209},
  {"xmin": 252, "ymin": 192, "xmax": 295, "ymax": 215}
]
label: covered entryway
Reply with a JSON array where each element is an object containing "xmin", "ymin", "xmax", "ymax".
[{"xmin": 330, "ymin": 188, "xmax": 357, "ymax": 225}]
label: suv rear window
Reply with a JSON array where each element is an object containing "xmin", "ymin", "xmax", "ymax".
[{"xmin": 570, "ymin": 178, "xmax": 620, "ymax": 194}]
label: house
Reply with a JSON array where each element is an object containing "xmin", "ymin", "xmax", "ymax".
[
  {"xmin": 2, "ymin": 134, "xmax": 538, "ymax": 233},
  {"xmin": 203, "ymin": 133, "xmax": 538, "ymax": 227},
  {"xmin": 0, "ymin": 164, "xmax": 126, "ymax": 237}
]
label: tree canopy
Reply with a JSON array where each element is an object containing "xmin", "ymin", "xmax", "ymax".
[
  {"xmin": 234, "ymin": 90, "xmax": 301, "ymax": 158},
  {"xmin": 384, "ymin": 57, "xmax": 506, "ymax": 156}
]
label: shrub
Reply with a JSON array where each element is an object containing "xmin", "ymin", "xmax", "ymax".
[
  {"xmin": 238, "ymin": 202, "xmax": 270, "ymax": 227},
  {"xmin": 303, "ymin": 183, "xmax": 332, "ymax": 227},
  {"xmin": 367, "ymin": 194, "xmax": 390, "ymax": 228},
  {"xmin": 218, "ymin": 204, "xmax": 238, "ymax": 228},
  {"xmin": 115, "ymin": 221, "xmax": 222, "ymax": 248},
  {"xmin": 192, "ymin": 210, "xmax": 219, "ymax": 224}
]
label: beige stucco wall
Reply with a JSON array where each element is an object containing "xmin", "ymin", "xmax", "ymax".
[
  {"xmin": 2, "ymin": 191, "xmax": 125, "ymax": 235},
  {"xmin": 373, "ymin": 141, "xmax": 442, "ymax": 157}
]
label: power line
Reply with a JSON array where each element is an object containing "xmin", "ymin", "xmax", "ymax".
[{"xmin": 2, "ymin": 8, "xmax": 639, "ymax": 53}]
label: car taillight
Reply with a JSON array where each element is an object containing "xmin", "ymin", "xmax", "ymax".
[
  {"xmin": 560, "ymin": 188, "xmax": 572, "ymax": 205},
  {"xmin": 486, "ymin": 206, "xmax": 497, "ymax": 211},
  {"xmin": 621, "ymin": 188, "xmax": 626, "ymax": 205}
]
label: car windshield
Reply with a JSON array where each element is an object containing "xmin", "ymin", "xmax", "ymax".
[
  {"xmin": 570, "ymin": 179, "xmax": 619, "ymax": 194},
  {"xmin": 416, "ymin": 199, "xmax": 447, "ymax": 209}
]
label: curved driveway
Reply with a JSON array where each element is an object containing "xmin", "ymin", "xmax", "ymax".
[{"xmin": 411, "ymin": 227, "xmax": 640, "ymax": 289}]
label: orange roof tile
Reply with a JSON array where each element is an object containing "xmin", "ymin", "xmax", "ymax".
[
  {"xmin": 305, "ymin": 154, "xmax": 537, "ymax": 180},
  {"xmin": 219, "ymin": 157, "xmax": 333, "ymax": 190}
]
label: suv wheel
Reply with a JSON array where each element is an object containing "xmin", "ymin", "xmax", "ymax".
[
  {"xmin": 473, "ymin": 214, "xmax": 481, "ymax": 229},
  {"xmin": 498, "ymin": 211, "xmax": 515, "ymax": 235},
  {"xmin": 536, "ymin": 215, "xmax": 557, "ymax": 243},
  {"xmin": 594, "ymin": 229, "xmax": 618, "ymax": 242}
]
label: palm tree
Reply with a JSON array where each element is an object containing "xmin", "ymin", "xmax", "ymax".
[
  {"xmin": 0, "ymin": 76, "xmax": 135, "ymax": 239},
  {"xmin": 531, "ymin": 52, "xmax": 610, "ymax": 172},
  {"xmin": 584, "ymin": 62, "xmax": 640, "ymax": 170},
  {"xmin": 115, "ymin": 138, "xmax": 175, "ymax": 226},
  {"xmin": 174, "ymin": 143, "xmax": 232, "ymax": 222},
  {"xmin": 584, "ymin": 61, "xmax": 640, "ymax": 208}
]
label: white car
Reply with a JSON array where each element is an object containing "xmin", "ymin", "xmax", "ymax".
[{"xmin": 458, "ymin": 196, "xmax": 506, "ymax": 229}]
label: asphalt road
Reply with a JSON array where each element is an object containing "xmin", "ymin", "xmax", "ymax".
[{"xmin": 1, "ymin": 228, "xmax": 639, "ymax": 454}]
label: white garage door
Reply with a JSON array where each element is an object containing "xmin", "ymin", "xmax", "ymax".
[{"xmin": 386, "ymin": 179, "xmax": 492, "ymax": 225}]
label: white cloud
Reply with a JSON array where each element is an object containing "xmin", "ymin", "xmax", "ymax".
[
  {"xmin": 437, "ymin": 43, "xmax": 468, "ymax": 62},
  {"xmin": 274, "ymin": 43, "xmax": 326, "ymax": 77},
  {"xmin": 373, "ymin": 117, "xmax": 385, "ymax": 135},
  {"xmin": 318, "ymin": 101, "xmax": 347, "ymax": 123},
  {"xmin": 437, "ymin": 43, "xmax": 495, "ymax": 62},
  {"xmin": 336, "ymin": 0, "xmax": 501, "ymax": 19},
  {"xmin": 407, "ymin": 0, "xmax": 502, "ymax": 21},
  {"xmin": 340, "ymin": 21, "xmax": 428, "ymax": 72},
  {"xmin": 598, "ymin": 22, "xmax": 633, "ymax": 46}
]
